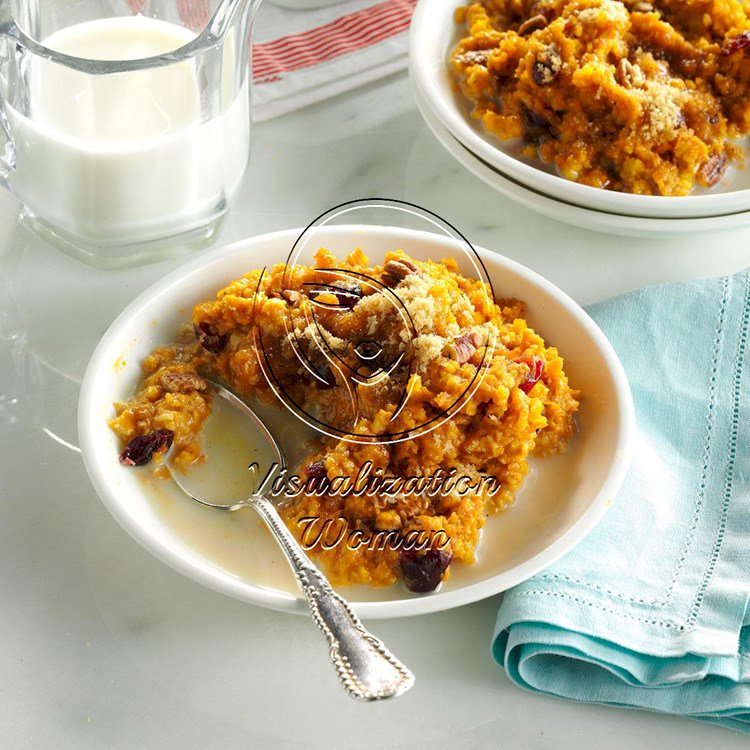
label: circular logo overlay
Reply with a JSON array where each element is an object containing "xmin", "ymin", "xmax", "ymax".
[{"xmin": 252, "ymin": 199, "xmax": 496, "ymax": 445}]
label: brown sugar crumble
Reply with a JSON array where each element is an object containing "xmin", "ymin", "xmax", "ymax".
[
  {"xmin": 451, "ymin": 0, "xmax": 750, "ymax": 194},
  {"xmin": 110, "ymin": 248, "xmax": 580, "ymax": 591}
]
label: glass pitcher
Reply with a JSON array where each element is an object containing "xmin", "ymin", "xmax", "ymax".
[{"xmin": 0, "ymin": 0, "xmax": 260, "ymax": 268}]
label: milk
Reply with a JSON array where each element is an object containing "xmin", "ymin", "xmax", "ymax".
[{"xmin": 7, "ymin": 16, "xmax": 250, "ymax": 246}]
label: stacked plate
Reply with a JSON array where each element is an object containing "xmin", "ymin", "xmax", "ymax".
[{"xmin": 409, "ymin": 0, "xmax": 750, "ymax": 238}]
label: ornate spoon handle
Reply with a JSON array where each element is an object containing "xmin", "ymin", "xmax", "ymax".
[{"xmin": 246, "ymin": 495, "xmax": 415, "ymax": 700}]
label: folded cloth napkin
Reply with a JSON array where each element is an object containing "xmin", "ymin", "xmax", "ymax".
[{"xmin": 494, "ymin": 269, "xmax": 750, "ymax": 733}]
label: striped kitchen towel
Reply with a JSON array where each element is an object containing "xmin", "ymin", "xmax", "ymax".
[{"xmin": 127, "ymin": 0, "xmax": 416, "ymax": 121}]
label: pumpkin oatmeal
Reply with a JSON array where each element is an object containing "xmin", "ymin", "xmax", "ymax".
[
  {"xmin": 110, "ymin": 249, "xmax": 580, "ymax": 592},
  {"xmin": 451, "ymin": 0, "xmax": 750, "ymax": 194}
]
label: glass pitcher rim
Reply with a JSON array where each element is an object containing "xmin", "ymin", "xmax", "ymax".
[{"xmin": 0, "ymin": 0, "xmax": 259, "ymax": 74}]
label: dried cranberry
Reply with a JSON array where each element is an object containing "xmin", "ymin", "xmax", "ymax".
[
  {"xmin": 194, "ymin": 322, "xmax": 228, "ymax": 354},
  {"xmin": 306, "ymin": 460, "xmax": 327, "ymax": 479},
  {"xmin": 722, "ymin": 31, "xmax": 750, "ymax": 55},
  {"xmin": 399, "ymin": 546, "xmax": 453, "ymax": 593},
  {"xmin": 120, "ymin": 429, "xmax": 174, "ymax": 467},
  {"xmin": 516, "ymin": 357, "xmax": 545, "ymax": 394}
]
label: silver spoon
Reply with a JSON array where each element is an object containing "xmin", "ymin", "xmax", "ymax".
[{"xmin": 166, "ymin": 377, "xmax": 415, "ymax": 701}]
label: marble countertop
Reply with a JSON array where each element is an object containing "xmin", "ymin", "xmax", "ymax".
[{"xmin": 2, "ymin": 71, "xmax": 749, "ymax": 749}]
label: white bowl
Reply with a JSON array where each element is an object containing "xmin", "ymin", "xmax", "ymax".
[
  {"xmin": 415, "ymin": 85, "xmax": 750, "ymax": 237},
  {"xmin": 78, "ymin": 226, "xmax": 634, "ymax": 619},
  {"xmin": 409, "ymin": 0, "xmax": 750, "ymax": 219}
]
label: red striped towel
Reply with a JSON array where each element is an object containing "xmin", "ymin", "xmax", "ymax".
[{"xmin": 127, "ymin": 0, "xmax": 416, "ymax": 121}]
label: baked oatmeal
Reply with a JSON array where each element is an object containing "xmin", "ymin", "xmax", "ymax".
[
  {"xmin": 110, "ymin": 249, "xmax": 580, "ymax": 592},
  {"xmin": 451, "ymin": 0, "xmax": 750, "ymax": 195}
]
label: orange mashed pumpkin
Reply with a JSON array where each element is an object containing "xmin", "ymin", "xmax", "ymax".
[
  {"xmin": 110, "ymin": 249, "xmax": 580, "ymax": 591},
  {"xmin": 451, "ymin": 0, "xmax": 750, "ymax": 194}
]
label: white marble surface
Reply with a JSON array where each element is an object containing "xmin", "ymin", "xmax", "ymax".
[{"xmin": 2, "ymin": 71, "xmax": 750, "ymax": 748}]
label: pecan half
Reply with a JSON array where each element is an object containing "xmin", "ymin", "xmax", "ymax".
[
  {"xmin": 382, "ymin": 258, "xmax": 421, "ymax": 287},
  {"xmin": 160, "ymin": 371, "xmax": 208, "ymax": 394},
  {"xmin": 518, "ymin": 14, "xmax": 547, "ymax": 35},
  {"xmin": 697, "ymin": 154, "xmax": 728, "ymax": 187},
  {"xmin": 533, "ymin": 44, "xmax": 562, "ymax": 86},
  {"xmin": 449, "ymin": 331, "xmax": 484, "ymax": 364}
]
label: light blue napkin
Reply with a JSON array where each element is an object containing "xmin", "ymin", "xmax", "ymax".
[{"xmin": 493, "ymin": 269, "xmax": 750, "ymax": 733}]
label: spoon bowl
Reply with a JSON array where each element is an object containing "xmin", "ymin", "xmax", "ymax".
[{"xmin": 165, "ymin": 377, "xmax": 415, "ymax": 701}]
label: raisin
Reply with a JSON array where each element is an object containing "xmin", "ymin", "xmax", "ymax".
[
  {"xmin": 722, "ymin": 31, "xmax": 750, "ymax": 55},
  {"xmin": 194, "ymin": 322, "xmax": 228, "ymax": 354},
  {"xmin": 399, "ymin": 547, "xmax": 453, "ymax": 593},
  {"xmin": 516, "ymin": 356, "xmax": 545, "ymax": 394},
  {"xmin": 533, "ymin": 44, "xmax": 561, "ymax": 86},
  {"xmin": 312, "ymin": 281, "xmax": 362, "ymax": 309},
  {"xmin": 306, "ymin": 460, "xmax": 327, "ymax": 479},
  {"xmin": 328, "ymin": 282, "xmax": 362, "ymax": 309},
  {"xmin": 521, "ymin": 105, "xmax": 556, "ymax": 145},
  {"xmin": 120, "ymin": 429, "xmax": 174, "ymax": 467}
]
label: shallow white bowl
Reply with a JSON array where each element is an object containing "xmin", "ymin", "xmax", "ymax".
[
  {"xmin": 78, "ymin": 226, "xmax": 634, "ymax": 619},
  {"xmin": 415, "ymin": 85, "xmax": 750, "ymax": 237},
  {"xmin": 409, "ymin": 0, "xmax": 750, "ymax": 219}
]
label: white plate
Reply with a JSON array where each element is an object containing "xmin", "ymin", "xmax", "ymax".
[
  {"xmin": 78, "ymin": 226, "xmax": 633, "ymax": 619},
  {"xmin": 409, "ymin": 0, "xmax": 750, "ymax": 219},
  {"xmin": 414, "ymin": 84, "xmax": 750, "ymax": 237}
]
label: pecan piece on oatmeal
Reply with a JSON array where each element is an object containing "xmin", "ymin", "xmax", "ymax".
[
  {"xmin": 281, "ymin": 289, "xmax": 301, "ymax": 306},
  {"xmin": 194, "ymin": 322, "xmax": 228, "ymax": 354},
  {"xmin": 697, "ymin": 154, "xmax": 728, "ymax": 187},
  {"xmin": 518, "ymin": 14, "xmax": 547, "ymax": 35},
  {"xmin": 448, "ymin": 331, "xmax": 484, "ymax": 364},
  {"xmin": 160, "ymin": 371, "xmax": 208, "ymax": 394},
  {"xmin": 532, "ymin": 44, "xmax": 562, "ymax": 86},
  {"xmin": 455, "ymin": 50, "xmax": 488, "ymax": 67},
  {"xmin": 617, "ymin": 58, "xmax": 645, "ymax": 88},
  {"xmin": 382, "ymin": 258, "xmax": 421, "ymax": 287}
]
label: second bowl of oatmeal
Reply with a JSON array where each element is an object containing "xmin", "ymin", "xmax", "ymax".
[
  {"xmin": 410, "ymin": 0, "xmax": 750, "ymax": 218},
  {"xmin": 78, "ymin": 226, "xmax": 633, "ymax": 618}
]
